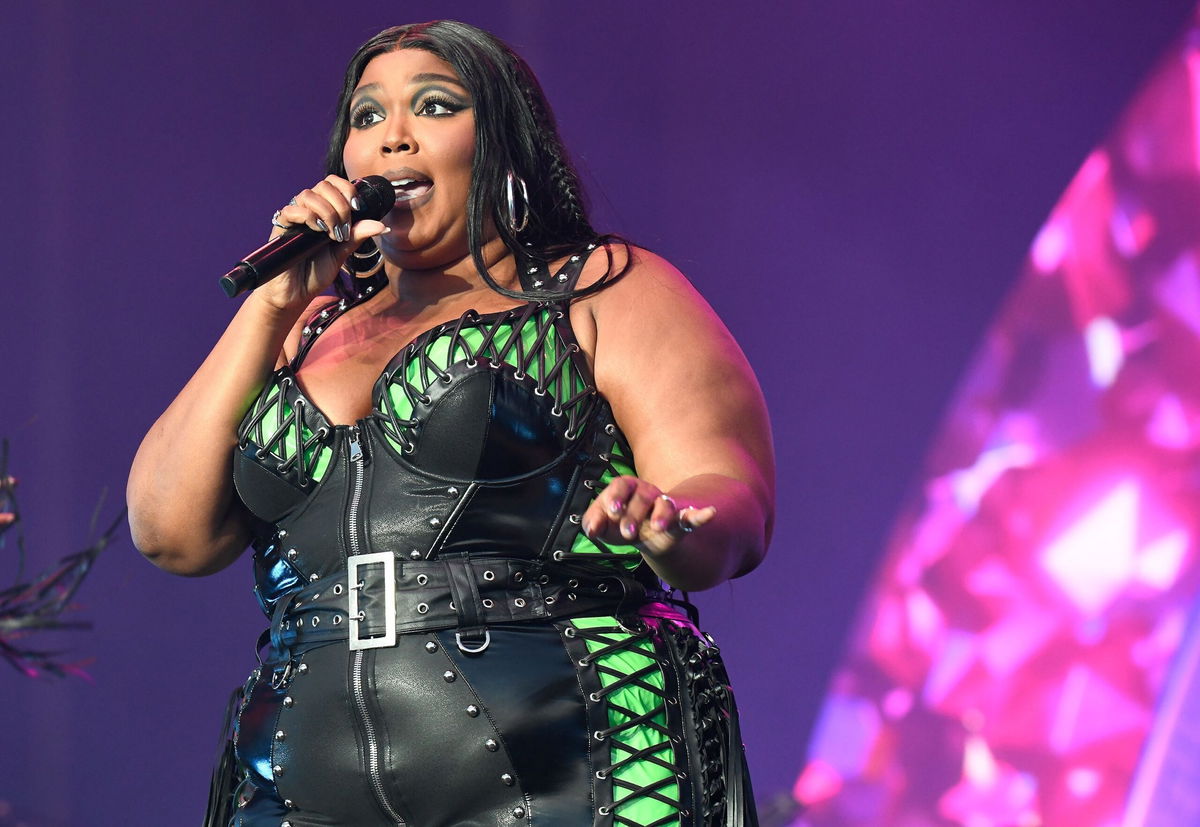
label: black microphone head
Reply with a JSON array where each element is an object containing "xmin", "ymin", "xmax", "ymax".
[{"xmin": 352, "ymin": 176, "xmax": 397, "ymax": 220}]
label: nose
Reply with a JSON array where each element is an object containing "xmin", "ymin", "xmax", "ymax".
[{"xmin": 381, "ymin": 117, "xmax": 413, "ymax": 155}]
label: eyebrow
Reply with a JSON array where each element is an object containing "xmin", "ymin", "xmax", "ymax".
[{"xmin": 350, "ymin": 74, "xmax": 468, "ymax": 101}]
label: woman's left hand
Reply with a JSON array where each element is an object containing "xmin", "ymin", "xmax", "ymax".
[{"xmin": 581, "ymin": 475, "xmax": 716, "ymax": 556}]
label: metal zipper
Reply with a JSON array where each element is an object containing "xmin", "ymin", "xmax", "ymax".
[
  {"xmin": 345, "ymin": 426, "xmax": 405, "ymax": 825},
  {"xmin": 353, "ymin": 650, "xmax": 405, "ymax": 824}
]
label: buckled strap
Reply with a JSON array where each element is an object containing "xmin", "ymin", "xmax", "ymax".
[
  {"xmin": 443, "ymin": 554, "xmax": 488, "ymax": 652},
  {"xmin": 271, "ymin": 557, "xmax": 662, "ymax": 652}
]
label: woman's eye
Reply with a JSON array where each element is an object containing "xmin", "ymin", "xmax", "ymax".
[
  {"xmin": 418, "ymin": 98, "xmax": 457, "ymax": 117},
  {"xmin": 350, "ymin": 106, "xmax": 383, "ymax": 128}
]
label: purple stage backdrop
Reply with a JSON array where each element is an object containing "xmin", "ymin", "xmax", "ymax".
[{"xmin": 0, "ymin": 1, "xmax": 1194, "ymax": 824}]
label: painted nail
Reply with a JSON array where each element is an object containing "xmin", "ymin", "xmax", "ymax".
[
  {"xmin": 652, "ymin": 519, "xmax": 668, "ymax": 532},
  {"xmin": 350, "ymin": 196, "xmax": 361, "ymax": 211},
  {"xmin": 340, "ymin": 222, "xmax": 351, "ymax": 241},
  {"xmin": 608, "ymin": 501, "xmax": 624, "ymax": 516},
  {"xmin": 315, "ymin": 218, "xmax": 329, "ymax": 233},
  {"xmin": 621, "ymin": 521, "xmax": 637, "ymax": 539}
]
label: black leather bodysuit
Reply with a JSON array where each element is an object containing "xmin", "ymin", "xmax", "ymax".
[{"xmin": 224, "ymin": 248, "xmax": 757, "ymax": 826}]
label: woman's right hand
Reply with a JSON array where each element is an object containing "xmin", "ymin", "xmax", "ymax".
[{"xmin": 254, "ymin": 174, "xmax": 390, "ymax": 312}]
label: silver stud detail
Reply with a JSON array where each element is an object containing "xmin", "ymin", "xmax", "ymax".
[
  {"xmin": 274, "ymin": 730, "xmax": 286, "ymax": 741},
  {"xmin": 466, "ymin": 704, "xmax": 480, "ymax": 717},
  {"xmin": 425, "ymin": 641, "xmax": 439, "ymax": 653},
  {"xmin": 309, "ymin": 573, "xmax": 318, "ymax": 582},
  {"xmin": 283, "ymin": 696, "xmax": 294, "ymax": 707},
  {"xmin": 447, "ymin": 486, "xmax": 459, "ymax": 496},
  {"xmin": 571, "ymin": 255, "xmax": 581, "ymax": 262},
  {"xmin": 282, "ymin": 821, "xmax": 293, "ymax": 827},
  {"xmin": 528, "ymin": 267, "xmax": 538, "ymax": 274},
  {"xmin": 320, "ymin": 309, "xmax": 329, "ymax": 319},
  {"xmin": 501, "ymin": 772, "xmax": 514, "ymax": 786},
  {"xmin": 297, "ymin": 663, "xmax": 308, "ymax": 674},
  {"xmin": 532, "ymin": 280, "xmax": 544, "ymax": 288},
  {"xmin": 512, "ymin": 806, "xmax": 526, "ymax": 819},
  {"xmin": 366, "ymin": 285, "xmax": 374, "ymax": 294},
  {"xmin": 273, "ymin": 764, "xmax": 284, "ymax": 775},
  {"xmin": 587, "ymin": 243, "xmax": 597, "ymax": 250},
  {"xmin": 410, "ymin": 549, "xmax": 422, "ymax": 559},
  {"xmin": 287, "ymin": 548, "xmax": 298, "ymax": 559},
  {"xmin": 284, "ymin": 799, "xmax": 294, "ymax": 808},
  {"xmin": 484, "ymin": 738, "xmax": 499, "ymax": 751},
  {"xmin": 444, "ymin": 670, "xmax": 457, "ymax": 682},
  {"xmin": 557, "ymin": 273, "xmax": 568, "ymax": 282},
  {"xmin": 430, "ymin": 517, "xmax": 441, "ymax": 527},
  {"xmin": 315, "ymin": 327, "xmax": 323, "ymax": 335},
  {"xmin": 302, "ymin": 326, "xmax": 312, "ymax": 336},
  {"xmin": 278, "ymin": 529, "xmax": 287, "ymax": 538}
]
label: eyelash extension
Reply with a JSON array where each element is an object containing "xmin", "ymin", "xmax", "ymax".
[
  {"xmin": 417, "ymin": 94, "xmax": 465, "ymax": 116},
  {"xmin": 349, "ymin": 102, "xmax": 383, "ymax": 129}
]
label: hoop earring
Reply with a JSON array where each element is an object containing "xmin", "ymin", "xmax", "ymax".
[
  {"xmin": 503, "ymin": 171, "xmax": 530, "ymax": 233},
  {"xmin": 346, "ymin": 238, "xmax": 383, "ymax": 278}
]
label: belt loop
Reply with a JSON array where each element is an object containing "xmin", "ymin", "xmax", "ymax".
[{"xmin": 443, "ymin": 553, "xmax": 490, "ymax": 654}]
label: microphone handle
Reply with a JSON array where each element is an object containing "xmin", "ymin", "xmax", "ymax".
[
  {"xmin": 219, "ymin": 227, "xmax": 330, "ymax": 298},
  {"xmin": 218, "ymin": 176, "xmax": 395, "ymax": 299}
]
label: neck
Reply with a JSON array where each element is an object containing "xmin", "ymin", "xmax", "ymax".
[{"xmin": 382, "ymin": 235, "xmax": 518, "ymax": 311}]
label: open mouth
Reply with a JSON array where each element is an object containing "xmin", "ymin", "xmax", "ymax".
[{"xmin": 391, "ymin": 176, "xmax": 433, "ymax": 201}]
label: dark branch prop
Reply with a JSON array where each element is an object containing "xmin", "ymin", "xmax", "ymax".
[{"xmin": 0, "ymin": 438, "xmax": 124, "ymax": 678}]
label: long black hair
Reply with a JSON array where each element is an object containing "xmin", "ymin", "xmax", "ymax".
[{"xmin": 325, "ymin": 20, "xmax": 626, "ymax": 301}]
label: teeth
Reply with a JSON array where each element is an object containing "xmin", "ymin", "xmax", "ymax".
[{"xmin": 391, "ymin": 178, "xmax": 416, "ymax": 187}]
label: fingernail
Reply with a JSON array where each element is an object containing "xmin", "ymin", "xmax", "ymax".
[
  {"xmin": 350, "ymin": 196, "xmax": 361, "ymax": 211},
  {"xmin": 582, "ymin": 519, "xmax": 594, "ymax": 537},
  {"xmin": 340, "ymin": 222, "xmax": 351, "ymax": 241},
  {"xmin": 652, "ymin": 519, "xmax": 667, "ymax": 532},
  {"xmin": 609, "ymin": 501, "xmax": 624, "ymax": 516},
  {"xmin": 621, "ymin": 521, "xmax": 637, "ymax": 539},
  {"xmin": 315, "ymin": 218, "xmax": 329, "ymax": 233}
]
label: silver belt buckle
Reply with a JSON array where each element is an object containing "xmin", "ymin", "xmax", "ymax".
[{"xmin": 347, "ymin": 551, "xmax": 396, "ymax": 650}]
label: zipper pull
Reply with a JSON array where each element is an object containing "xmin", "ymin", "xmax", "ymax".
[{"xmin": 348, "ymin": 427, "xmax": 364, "ymax": 463}]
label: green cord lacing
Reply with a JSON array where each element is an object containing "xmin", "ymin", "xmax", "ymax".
[
  {"xmin": 571, "ymin": 617, "xmax": 681, "ymax": 826},
  {"xmin": 240, "ymin": 377, "xmax": 333, "ymax": 486}
]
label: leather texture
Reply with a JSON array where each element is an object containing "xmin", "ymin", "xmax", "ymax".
[{"xmin": 222, "ymin": 251, "xmax": 758, "ymax": 826}]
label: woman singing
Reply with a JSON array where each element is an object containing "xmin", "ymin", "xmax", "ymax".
[{"xmin": 128, "ymin": 20, "xmax": 773, "ymax": 826}]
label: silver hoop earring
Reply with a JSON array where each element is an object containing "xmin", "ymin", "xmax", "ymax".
[
  {"xmin": 504, "ymin": 171, "xmax": 530, "ymax": 233},
  {"xmin": 346, "ymin": 238, "xmax": 383, "ymax": 278}
]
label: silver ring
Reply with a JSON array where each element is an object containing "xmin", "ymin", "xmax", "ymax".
[
  {"xmin": 676, "ymin": 506, "xmax": 696, "ymax": 534},
  {"xmin": 658, "ymin": 494, "xmax": 677, "ymax": 508},
  {"xmin": 271, "ymin": 209, "xmax": 288, "ymax": 230}
]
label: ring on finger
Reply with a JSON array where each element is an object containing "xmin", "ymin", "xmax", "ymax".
[
  {"xmin": 270, "ymin": 209, "xmax": 289, "ymax": 230},
  {"xmin": 658, "ymin": 493, "xmax": 677, "ymax": 508},
  {"xmin": 675, "ymin": 506, "xmax": 696, "ymax": 534}
]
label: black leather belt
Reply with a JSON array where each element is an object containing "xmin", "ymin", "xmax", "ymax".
[{"xmin": 266, "ymin": 553, "xmax": 663, "ymax": 656}]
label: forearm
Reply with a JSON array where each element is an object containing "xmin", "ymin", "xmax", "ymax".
[
  {"xmin": 128, "ymin": 292, "xmax": 305, "ymax": 573},
  {"xmin": 643, "ymin": 473, "xmax": 771, "ymax": 592}
]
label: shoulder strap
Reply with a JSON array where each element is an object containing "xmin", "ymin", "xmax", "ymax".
[
  {"xmin": 290, "ymin": 271, "xmax": 388, "ymax": 369},
  {"xmin": 515, "ymin": 241, "xmax": 603, "ymax": 296}
]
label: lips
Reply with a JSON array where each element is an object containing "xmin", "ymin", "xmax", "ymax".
[{"xmin": 387, "ymin": 168, "xmax": 433, "ymax": 202}]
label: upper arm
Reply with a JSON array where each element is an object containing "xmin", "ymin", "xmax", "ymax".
[{"xmin": 588, "ymin": 248, "xmax": 775, "ymax": 524}]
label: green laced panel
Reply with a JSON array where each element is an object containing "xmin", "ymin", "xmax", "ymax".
[
  {"xmin": 246, "ymin": 304, "xmax": 643, "ymax": 566},
  {"xmin": 241, "ymin": 378, "xmax": 334, "ymax": 487},
  {"xmin": 571, "ymin": 617, "xmax": 680, "ymax": 826}
]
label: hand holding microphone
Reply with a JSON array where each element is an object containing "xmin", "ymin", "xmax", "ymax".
[{"xmin": 220, "ymin": 175, "xmax": 395, "ymax": 302}]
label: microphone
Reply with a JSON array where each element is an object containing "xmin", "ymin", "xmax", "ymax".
[{"xmin": 219, "ymin": 176, "xmax": 396, "ymax": 298}]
